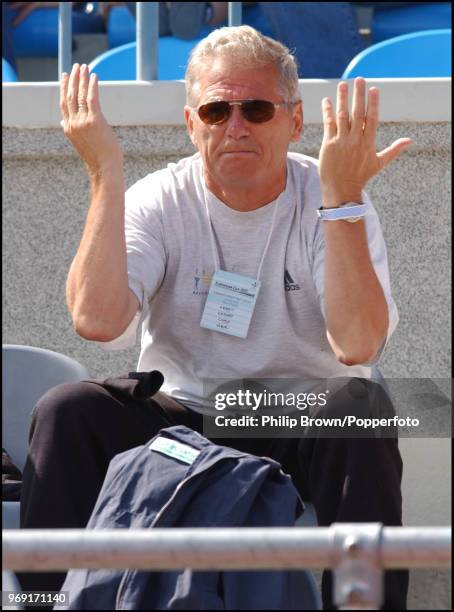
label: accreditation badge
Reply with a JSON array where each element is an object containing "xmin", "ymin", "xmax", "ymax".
[{"xmin": 200, "ymin": 269, "xmax": 261, "ymax": 339}]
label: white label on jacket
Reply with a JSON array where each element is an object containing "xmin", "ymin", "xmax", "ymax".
[{"xmin": 149, "ymin": 436, "xmax": 201, "ymax": 465}]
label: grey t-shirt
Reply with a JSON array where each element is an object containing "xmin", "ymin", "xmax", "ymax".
[{"xmin": 100, "ymin": 152, "xmax": 398, "ymax": 414}]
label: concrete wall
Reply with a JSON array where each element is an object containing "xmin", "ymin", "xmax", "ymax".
[{"xmin": 2, "ymin": 78, "xmax": 451, "ymax": 608}]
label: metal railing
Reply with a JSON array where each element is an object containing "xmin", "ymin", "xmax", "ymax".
[
  {"xmin": 58, "ymin": 2, "xmax": 243, "ymax": 80},
  {"xmin": 3, "ymin": 524, "xmax": 451, "ymax": 609}
]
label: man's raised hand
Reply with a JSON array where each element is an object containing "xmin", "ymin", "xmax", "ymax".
[
  {"xmin": 318, "ymin": 77, "xmax": 412, "ymax": 207},
  {"xmin": 60, "ymin": 63, "xmax": 123, "ymax": 181}
]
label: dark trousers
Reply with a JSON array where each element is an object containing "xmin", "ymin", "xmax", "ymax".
[{"xmin": 18, "ymin": 373, "xmax": 408, "ymax": 610}]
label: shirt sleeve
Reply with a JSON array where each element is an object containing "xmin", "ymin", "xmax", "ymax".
[
  {"xmin": 311, "ymin": 191, "xmax": 399, "ymax": 365},
  {"xmin": 96, "ymin": 175, "xmax": 168, "ymax": 352}
]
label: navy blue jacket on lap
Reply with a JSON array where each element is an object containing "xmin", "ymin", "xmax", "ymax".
[{"xmin": 56, "ymin": 425, "xmax": 319, "ymax": 610}]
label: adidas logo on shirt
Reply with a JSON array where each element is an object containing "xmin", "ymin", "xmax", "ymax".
[{"xmin": 284, "ymin": 270, "xmax": 301, "ymax": 291}]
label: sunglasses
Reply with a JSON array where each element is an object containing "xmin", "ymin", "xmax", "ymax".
[{"xmin": 194, "ymin": 99, "xmax": 296, "ymax": 125}]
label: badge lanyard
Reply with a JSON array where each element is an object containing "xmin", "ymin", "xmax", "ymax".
[{"xmin": 200, "ymin": 184, "xmax": 283, "ymax": 338}]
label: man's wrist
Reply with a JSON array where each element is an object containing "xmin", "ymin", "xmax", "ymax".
[
  {"xmin": 321, "ymin": 190, "xmax": 363, "ymax": 208},
  {"xmin": 88, "ymin": 158, "xmax": 124, "ymax": 186}
]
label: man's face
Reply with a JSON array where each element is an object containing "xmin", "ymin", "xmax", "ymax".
[{"xmin": 184, "ymin": 57, "xmax": 303, "ymax": 196}]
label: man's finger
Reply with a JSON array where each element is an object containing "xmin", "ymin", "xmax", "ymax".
[
  {"xmin": 377, "ymin": 138, "xmax": 413, "ymax": 169},
  {"xmin": 336, "ymin": 81, "xmax": 350, "ymax": 138},
  {"xmin": 67, "ymin": 63, "xmax": 80, "ymax": 117},
  {"xmin": 59, "ymin": 72, "xmax": 70, "ymax": 123},
  {"xmin": 322, "ymin": 97, "xmax": 336, "ymax": 140},
  {"xmin": 87, "ymin": 73, "xmax": 101, "ymax": 115},
  {"xmin": 364, "ymin": 86, "xmax": 379, "ymax": 143},
  {"xmin": 78, "ymin": 64, "xmax": 90, "ymax": 115},
  {"xmin": 351, "ymin": 77, "xmax": 366, "ymax": 134}
]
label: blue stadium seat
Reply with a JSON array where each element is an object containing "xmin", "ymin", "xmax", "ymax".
[
  {"xmin": 372, "ymin": 2, "xmax": 451, "ymax": 43},
  {"xmin": 89, "ymin": 37, "xmax": 205, "ymax": 81},
  {"xmin": 10, "ymin": 5, "xmax": 104, "ymax": 57},
  {"xmin": 107, "ymin": 5, "xmax": 136, "ymax": 48},
  {"xmin": 2, "ymin": 58, "xmax": 18, "ymax": 82},
  {"xmin": 89, "ymin": 42, "xmax": 135, "ymax": 80},
  {"xmin": 342, "ymin": 29, "xmax": 451, "ymax": 78}
]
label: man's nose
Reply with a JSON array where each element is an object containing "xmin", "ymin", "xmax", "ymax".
[{"xmin": 224, "ymin": 105, "xmax": 250, "ymax": 138}]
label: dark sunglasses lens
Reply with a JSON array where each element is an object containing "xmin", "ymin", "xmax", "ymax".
[
  {"xmin": 242, "ymin": 100, "xmax": 276, "ymax": 123},
  {"xmin": 198, "ymin": 102, "xmax": 231, "ymax": 124}
]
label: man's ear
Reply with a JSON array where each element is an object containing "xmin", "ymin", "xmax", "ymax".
[
  {"xmin": 184, "ymin": 105, "xmax": 198, "ymax": 148},
  {"xmin": 290, "ymin": 100, "xmax": 304, "ymax": 142}
]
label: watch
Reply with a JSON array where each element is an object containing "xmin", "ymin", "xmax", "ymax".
[{"xmin": 316, "ymin": 202, "xmax": 367, "ymax": 223}]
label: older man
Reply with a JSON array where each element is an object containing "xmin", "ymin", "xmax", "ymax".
[{"xmin": 19, "ymin": 26, "xmax": 410, "ymax": 609}]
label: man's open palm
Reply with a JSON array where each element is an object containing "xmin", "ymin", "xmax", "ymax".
[
  {"xmin": 318, "ymin": 77, "xmax": 412, "ymax": 205},
  {"xmin": 60, "ymin": 63, "xmax": 123, "ymax": 178}
]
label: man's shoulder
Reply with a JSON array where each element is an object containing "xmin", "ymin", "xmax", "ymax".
[
  {"xmin": 161, "ymin": 152, "xmax": 202, "ymax": 186},
  {"xmin": 287, "ymin": 151, "xmax": 320, "ymax": 174},
  {"xmin": 126, "ymin": 153, "xmax": 201, "ymax": 199},
  {"xmin": 285, "ymin": 152, "xmax": 322, "ymax": 213},
  {"xmin": 286, "ymin": 152, "xmax": 322, "ymax": 196}
]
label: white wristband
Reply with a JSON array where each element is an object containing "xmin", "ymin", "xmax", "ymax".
[{"xmin": 316, "ymin": 202, "xmax": 367, "ymax": 223}]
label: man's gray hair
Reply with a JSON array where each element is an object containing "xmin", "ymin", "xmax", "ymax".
[{"xmin": 185, "ymin": 25, "xmax": 300, "ymax": 106}]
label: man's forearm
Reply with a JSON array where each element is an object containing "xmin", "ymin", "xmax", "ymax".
[
  {"xmin": 66, "ymin": 168, "xmax": 137, "ymax": 341},
  {"xmin": 317, "ymin": 77, "xmax": 411, "ymax": 366},
  {"xmin": 323, "ymin": 219, "xmax": 389, "ymax": 365}
]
